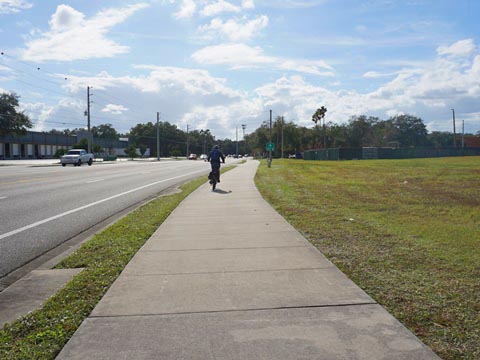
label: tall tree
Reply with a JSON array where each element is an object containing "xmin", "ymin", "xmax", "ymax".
[
  {"xmin": 427, "ymin": 131, "xmax": 454, "ymax": 147},
  {"xmin": 312, "ymin": 106, "xmax": 327, "ymax": 147},
  {"xmin": 128, "ymin": 121, "xmax": 186, "ymax": 157},
  {"xmin": 346, "ymin": 115, "xmax": 372, "ymax": 147},
  {"xmin": 0, "ymin": 92, "xmax": 32, "ymax": 136},
  {"xmin": 199, "ymin": 129, "xmax": 215, "ymax": 154},
  {"xmin": 91, "ymin": 123, "xmax": 119, "ymax": 139},
  {"xmin": 389, "ymin": 114, "xmax": 428, "ymax": 147}
]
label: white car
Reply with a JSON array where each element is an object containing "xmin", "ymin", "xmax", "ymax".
[{"xmin": 61, "ymin": 149, "xmax": 94, "ymax": 167}]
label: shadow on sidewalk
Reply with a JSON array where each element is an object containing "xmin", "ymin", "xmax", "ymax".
[{"xmin": 212, "ymin": 189, "xmax": 232, "ymax": 195}]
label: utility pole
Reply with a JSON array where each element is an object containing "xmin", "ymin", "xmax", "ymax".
[
  {"xmin": 281, "ymin": 116, "xmax": 284, "ymax": 158},
  {"xmin": 462, "ymin": 120, "xmax": 465, "ymax": 149},
  {"xmin": 241, "ymin": 124, "xmax": 246, "ymax": 155},
  {"xmin": 323, "ymin": 116, "xmax": 326, "ymax": 149},
  {"xmin": 268, "ymin": 109, "xmax": 272, "ymax": 167},
  {"xmin": 87, "ymin": 86, "xmax": 92, "ymax": 154},
  {"xmin": 451, "ymin": 109, "xmax": 457, "ymax": 148},
  {"xmin": 186, "ymin": 124, "xmax": 189, "ymax": 158},
  {"xmin": 236, "ymin": 126, "xmax": 239, "ymax": 158},
  {"xmin": 156, "ymin": 112, "xmax": 160, "ymax": 161}
]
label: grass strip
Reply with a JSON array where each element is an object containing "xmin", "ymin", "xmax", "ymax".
[
  {"xmin": 0, "ymin": 166, "xmax": 234, "ymax": 359},
  {"xmin": 255, "ymin": 157, "xmax": 479, "ymax": 360}
]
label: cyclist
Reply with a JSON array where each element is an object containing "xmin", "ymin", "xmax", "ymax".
[{"xmin": 208, "ymin": 145, "xmax": 225, "ymax": 183}]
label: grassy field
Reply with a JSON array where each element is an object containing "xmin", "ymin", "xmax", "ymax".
[{"xmin": 255, "ymin": 157, "xmax": 479, "ymax": 360}]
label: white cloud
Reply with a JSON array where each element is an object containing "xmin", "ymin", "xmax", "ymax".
[
  {"xmin": 241, "ymin": 0, "xmax": 255, "ymax": 9},
  {"xmin": 102, "ymin": 104, "xmax": 128, "ymax": 115},
  {"xmin": 363, "ymin": 71, "xmax": 397, "ymax": 78},
  {"xmin": 201, "ymin": 0, "xmax": 241, "ymax": 17},
  {"xmin": 48, "ymin": 4, "xmax": 84, "ymax": 32},
  {"xmin": 173, "ymin": 0, "xmax": 196, "ymax": 19},
  {"xmin": 0, "ymin": 0, "xmax": 32, "ymax": 14},
  {"xmin": 173, "ymin": 0, "xmax": 256, "ymax": 19},
  {"xmin": 131, "ymin": 65, "xmax": 242, "ymax": 98},
  {"xmin": 21, "ymin": 3, "xmax": 149, "ymax": 62},
  {"xmin": 199, "ymin": 15, "xmax": 268, "ymax": 41},
  {"xmin": 253, "ymin": 40, "xmax": 480, "ymax": 129},
  {"xmin": 22, "ymin": 40, "xmax": 480, "ymax": 138},
  {"xmin": 192, "ymin": 43, "xmax": 334, "ymax": 76},
  {"xmin": 437, "ymin": 39, "xmax": 475, "ymax": 57},
  {"xmin": 22, "ymin": 98, "xmax": 83, "ymax": 132},
  {"xmin": 259, "ymin": 0, "xmax": 328, "ymax": 8},
  {"xmin": 53, "ymin": 65, "xmax": 247, "ymax": 136},
  {"xmin": 193, "ymin": 43, "xmax": 272, "ymax": 67},
  {"xmin": 180, "ymin": 98, "xmax": 262, "ymax": 136}
]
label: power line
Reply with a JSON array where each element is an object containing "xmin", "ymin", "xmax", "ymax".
[
  {"xmin": 1, "ymin": 53, "xmax": 177, "ymax": 131},
  {"xmin": 1, "ymin": 53, "xmax": 81, "ymax": 102},
  {"xmin": 32, "ymin": 119, "xmax": 86, "ymax": 127},
  {"xmin": 1, "ymin": 52, "xmax": 246, "ymax": 138}
]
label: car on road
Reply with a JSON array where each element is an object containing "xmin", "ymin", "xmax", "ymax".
[
  {"xmin": 188, "ymin": 153, "xmax": 197, "ymax": 160},
  {"xmin": 199, "ymin": 154, "xmax": 208, "ymax": 161},
  {"xmin": 61, "ymin": 149, "xmax": 94, "ymax": 166}
]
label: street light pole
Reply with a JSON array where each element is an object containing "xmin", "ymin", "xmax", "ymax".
[
  {"xmin": 236, "ymin": 126, "xmax": 238, "ymax": 158},
  {"xmin": 186, "ymin": 124, "xmax": 189, "ymax": 158},
  {"xmin": 268, "ymin": 109, "xmax": 272, "ymax": 167},
  {"xmin": 451, "ymin": 109, "xmax": 457, "ymax": 148},
  {"xmin": 87, "ymin": 86, "xmax": 92, "ymax": 154},
  {"xmin": 281, "ymin": 116, "xmax": 284, "ymax": 158},
  {"xmin": 241, "ymin": 124, "xmax": 246, "ymax": 155},
  {"xmin": 156, "ymin": 112, "xmax": 160, "ymax": 161}
]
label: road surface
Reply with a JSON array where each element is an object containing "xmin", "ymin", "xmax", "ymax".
[{"xmin": 0, "ymin": 159, "xmax": 221, "ymax": 279}]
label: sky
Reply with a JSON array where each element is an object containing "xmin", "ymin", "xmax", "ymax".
[{"xmin": 1, "ymin": 0, "xmax": 480, "ymax": 139}]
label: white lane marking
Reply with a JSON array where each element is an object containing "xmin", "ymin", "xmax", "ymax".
[
  {"xmin": 0, "ymin": 196, "xmax": 7, "ymax": 200},
  {"xmin": 86, "ymin": 179, "xmax": 105, "ymax": 184},
  {"xmin": 0, "ymin": 169, "xmax": 206, "ymax": 240}
]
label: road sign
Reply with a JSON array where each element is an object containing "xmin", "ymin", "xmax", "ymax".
[{"xmin": 266, "ymin": 142, "xmax": 275, "ymax": 151}]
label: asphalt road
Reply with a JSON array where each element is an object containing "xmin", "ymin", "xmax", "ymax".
[{"xmin": 0, "ymin": 159, "xmax": 223, "ymax": 279}]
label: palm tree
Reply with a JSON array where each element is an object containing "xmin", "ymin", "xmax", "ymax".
[{"xmin": 312, "ymin": 106, "xmax": 327, "ymax": 148}]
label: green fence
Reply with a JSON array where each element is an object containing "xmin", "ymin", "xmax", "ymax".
[{"xmin": 304, "ymin": 147, "xmax": 480, "ymax": 161}]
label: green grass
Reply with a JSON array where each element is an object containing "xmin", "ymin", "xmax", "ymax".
[
  {"xmin": 255, "ymin": 157, "xmax": 480, "ymax": 360},
  {"xmin": 0, "ymin": 168, "xmax": 231, "ymax": 359}
]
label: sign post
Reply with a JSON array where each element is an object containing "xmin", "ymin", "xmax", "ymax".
[
  {"xmin": 266, "ymin": 142, "xmax": 274, "ymax": 167},
  {"xmin": 265, "ymin": 142, "xmax": 275, "ymax": 151}
]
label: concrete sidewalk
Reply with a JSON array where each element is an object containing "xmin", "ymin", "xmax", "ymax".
[{"xmin": 57, "ymin": 160, "xmax": 439, "ymax": 359}]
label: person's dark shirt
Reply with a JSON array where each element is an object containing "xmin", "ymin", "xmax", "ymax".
[{"xmin": 208, "ymin": 148, "xmax": 225, "ymax": 163}]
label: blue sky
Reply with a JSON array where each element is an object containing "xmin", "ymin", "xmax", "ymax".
[{"xmin": 1, "ymin": 0, "xmax": 479, "ymax": 139}]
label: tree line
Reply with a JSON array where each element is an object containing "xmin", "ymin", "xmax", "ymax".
[
  {"xmin": 244, "ymin": 113, "xmax": 473, "ymax": 158},
  {"xmin": 2, "ymin": 92, "xmax": 477, "ymax": 158}
]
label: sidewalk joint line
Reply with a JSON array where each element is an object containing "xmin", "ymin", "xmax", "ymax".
[
  {"xmin": 90, "ymin": 302, "xmax": 379, "ymax": 319},
  {"xmin": 122, "ymin": 266, "xmax": 335, "ymax": 277},
  {"xmin": 140, "ymin": 245, "xmax": 310, "ymax": 252}
]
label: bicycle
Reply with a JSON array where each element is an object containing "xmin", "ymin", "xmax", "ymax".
[{"xmin": 208, "ymin": 169, "xmax": 219, "ymax": 191}]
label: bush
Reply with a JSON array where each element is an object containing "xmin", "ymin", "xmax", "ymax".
[{"xmin": 54, "ymin": 148, "xmax": 68, "ymax": 158}]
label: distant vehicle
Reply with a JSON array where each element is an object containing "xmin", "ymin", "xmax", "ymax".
[
  {"xmin": 188, "ymin": 153, "xmax": 197, "ymax": 160},
  {"xmin": 288, "ymin": 154, "xmax": 296, "ymax": 158},
  {"xmin": 200, "ymin": 154, "xmax": 208, "ymax": 161},
  {"xmin": 61, "ymin": 149, "xmax": 94, "ymax": 167}
]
